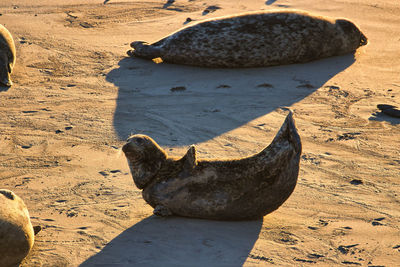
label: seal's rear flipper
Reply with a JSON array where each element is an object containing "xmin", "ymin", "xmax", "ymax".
[{"xmin": 128, "ymin": 41, "xmax": 162, "ymax": 60}]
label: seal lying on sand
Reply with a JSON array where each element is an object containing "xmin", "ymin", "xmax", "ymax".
[
  {"xmin": 127, "ymin": 10, "xmax": 367, "ymax": 68},
  {"xmin": 0, "ymin": 189, "xmax": 38, "ymax": 266},
  {"xmin": 0, "ymin": 24, "xmax": 16, "ymax": 87},
  {"xmin": 122, "ymin": 112, "xmax": 302, "ymax": 220}
]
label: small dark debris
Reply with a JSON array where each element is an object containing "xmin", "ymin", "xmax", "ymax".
[
  {"xmin": 350, "ymin": 179, "xmax": 363, "ymax": 185},
  {"xmin": 308, "ymin": 226, "xmax": 318, "ymax": 230},
  {"xmin": 377, "ymin": 104, "xmax": 396, "ymax": 111},
  {"xmin": 248, "ymin": 254, "xmax": 273, "ymax": 263},
  {"xmin": 307, "ymin": 253, "xmax": 324, "ymax": 259},
  {"xmin": 343, "ymin": 226, "xmax": 353, "ymax": 230},
  {"xmin": 110, "ymin": 170, "xmax": 121, "ymax": 174},
  {"xmin": 319, "ymin": 219, "xmax": 328, "ymax": 226},
  {"xmin": 65, "ymin": 126, "xmax": 73, "ymax": 130},
  {"xmin": 170, "ymin": 86, "xmax": 186, "ymax": 92},
  {"xmin": 338, "ymin": 246, "xmax": 349, "ymax": 254},
  {"xmin": 327, "ymin": 85, "xmax": 340, "ymax": 90},
  {"xmin": 216, "ymin": 84, "xmax": 231, "ymax": 88},
  {"xmin": 294, "ymin": 258, "xmax": 316, "ymax": 263},
  {"xmin": 22, "ymin": 110, "xmax": 38, "ymax": 114},
  {"xmin": 257, "ymin": 83, "xmax": 274, "ymax": 88},
  {"xmin": 338, "ymin": 244, "xmax": 359, "ymax": 254},
  {"xmin": 66, "ymin": 84, "xmax": 76, "ymax": 87},
  {"xmin": 21, "ymin": 144, "xmax": 32, "ymax": 149},
  {"xmin": 184, "ymin": 17, "xmax": 192, "ymax": 24},
  {"xmin": 99, "ymin": 171, "xmax": 109, "ymax": 177},
  {"xmin": 80, "ymin": 22, "xmax": 94, "ymax": 28},
  {"xmin": 342, "ymin": 261, "xmax": 361, "ymax": 265},
  {"xmin": 373, "ymin": 217, "xmax": 385, "ymax": 221},
  {"xmin": 55, "ymin": 200, "xmax": 67, "ymax": 203},
  {"xmin": 55, "ymin": 130, "xmax": 63, "ymax": 134},
  {"xmin": 202, "ymin": 5, "xmax": 221, "ymax": 15},
  {"xmin": 371, "ymin": 221, "xmax": 383, "ymax": 226},
  {"xmin": 368, "ymin": 265, "xmax": 385, "ymax": 267},
  {"xmin": 377, "ymin": 104, "xmax": 400, "ymax": 118},
  {"xmin": 337, "ymin": 132, "xmax": 361, "ymax": 141},
  {"xmin": 382, "ymin": 108, "xmax": 400, "ymax": 118}
]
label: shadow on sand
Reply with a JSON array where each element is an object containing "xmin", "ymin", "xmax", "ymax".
[
  {"xmin": 369, "ymin": 111, "xmax": 400, "ymax": 125},
  {"xmin": 108, "ymin": 54, "xmax": 355, "ymax": 146},
  {"xmin": 80, "ymin": 216, "xmax": 263, "ymax": 266},
  {"xmin": 0, "ymin": 85, "xmax": 10, "ymax": 92}
]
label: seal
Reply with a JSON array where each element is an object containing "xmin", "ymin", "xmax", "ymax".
[
  {"xmin": 0, "ymin": 24, "xmax": 16, "ymax": 87},
  {"xmin": 127, "ymin": 10, "xmax": 367, "ymax": 68},
  {"xmin": 0, "ymin": 189, "xmax": 36, "ymax": 266},
  {"xmin": 122, "ymin": 112, "xmax": 302, "ymax": 220}
]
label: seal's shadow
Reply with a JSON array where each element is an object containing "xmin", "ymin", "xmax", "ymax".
[
  {"xmin": 109, "ymin": 55, "xmax": 355, "ymax": 146},
  {"xmin": 80, "ymin": 216, "xmax": 262, "ymax": 266},
  {"xmin": 0, "ymin": 85, "xmax": 10, "ymax": 92},
  {"xmin": 369, "ymin": 111, "xmax": 400, "ymax": 125}
]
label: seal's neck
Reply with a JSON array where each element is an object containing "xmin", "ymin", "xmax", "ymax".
[{"xmin": 129, "ymin": 148, "xmax": 168, "ymax": 189}]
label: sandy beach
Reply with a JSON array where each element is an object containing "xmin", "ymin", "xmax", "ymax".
[{"xmin": 0, "ymin": 0, "xmax": 399, "ymax": 266}]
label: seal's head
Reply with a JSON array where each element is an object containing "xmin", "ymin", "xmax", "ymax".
[
  {"xmin": 335, "ymin": 19, "xmax": 368, "ymax": 49},
  {"xmin": 122, "ymin": 134, "xmax": 167, "ymax": 189}
]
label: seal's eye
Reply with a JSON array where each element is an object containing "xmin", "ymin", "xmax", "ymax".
[{"xmin": 135, "ymin": 137, "xmax": 144, "ymax": 145}]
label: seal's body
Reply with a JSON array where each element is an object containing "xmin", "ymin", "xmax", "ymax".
[
  {"xmin": 0, "ymin": 24, "xmax": 16, "ymax": 87},
  {"xmin": 128, "ymin": 10, "xmax": 367, "ymax": 68},
  {"xmin": 0, "ymin": 189, "xmax": 35, "ymax": 266},
  {"xmin": 123, "ymin": 112, "xmax": 301, "ymax": 220}
]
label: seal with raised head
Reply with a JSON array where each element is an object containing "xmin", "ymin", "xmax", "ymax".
[
  {"xmin": 0, "ymin": 189, "xmax": 38, "ymax": 266},
  {"xmin": 0, "ymin": 24, "xmax": 16, "ymax": 87},
  {"xmin": 127, "ymin": 10, "xmax": 367, "ymax": 68},
  {"xmin": 122, "ymin": 112, "xmax": 302, "ymax": 220}
]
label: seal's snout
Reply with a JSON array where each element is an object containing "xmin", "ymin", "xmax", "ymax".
[
  {"xmin": 360, "ymin": 32, "xmax": 368, "ymax": 46},
  {"xmin": 122, "ymin": 142, "xmax": 131, "ymax": 154}
]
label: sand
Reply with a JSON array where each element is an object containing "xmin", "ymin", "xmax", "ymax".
[{"xmin": 0, "ymin": 0, "xmax": 399, "ymax": 266}]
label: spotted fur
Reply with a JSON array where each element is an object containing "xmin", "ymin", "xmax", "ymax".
[{"xmin": 128, "ymin": 10, "xmax": 367, "ymax": 68}]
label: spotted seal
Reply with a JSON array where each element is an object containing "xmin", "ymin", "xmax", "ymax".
[
  {"xmin": 122, "ymin": 112, "xmax": 301, "ymax": 220},
  {"xmin": 0, "ymin": 24, "xmax": 16, "ymax": 87},
  {"xmin": 0, "ymin": 189, "xmax": 39, "ymax": 266},
  {"xmin": 127, "ymin": 10, "xmax": 367, "ymax": 68}
]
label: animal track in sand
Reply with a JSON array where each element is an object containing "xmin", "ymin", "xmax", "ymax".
[{"xmin": 62, "ymin": 2, "xmax": 202, "ymax": 28}]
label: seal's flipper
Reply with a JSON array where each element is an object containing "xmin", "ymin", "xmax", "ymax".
[
  {"xmin": 0, "ymin": 53, "xmax": 12, "ymax": 87},
  {"xmin": 33, "ymin": 225, "xmax": 42, "ymax": 235},
  {"xmin": 183, "ymin": 145, "xmax": 197, "ymax": 171},
  {"xmin": 153, "ymin": 205, "xmax": 172, "ymax": 217},
  {"xmin": 128, "ymin": 41, "xmax": 162, "ymax": 60}
]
